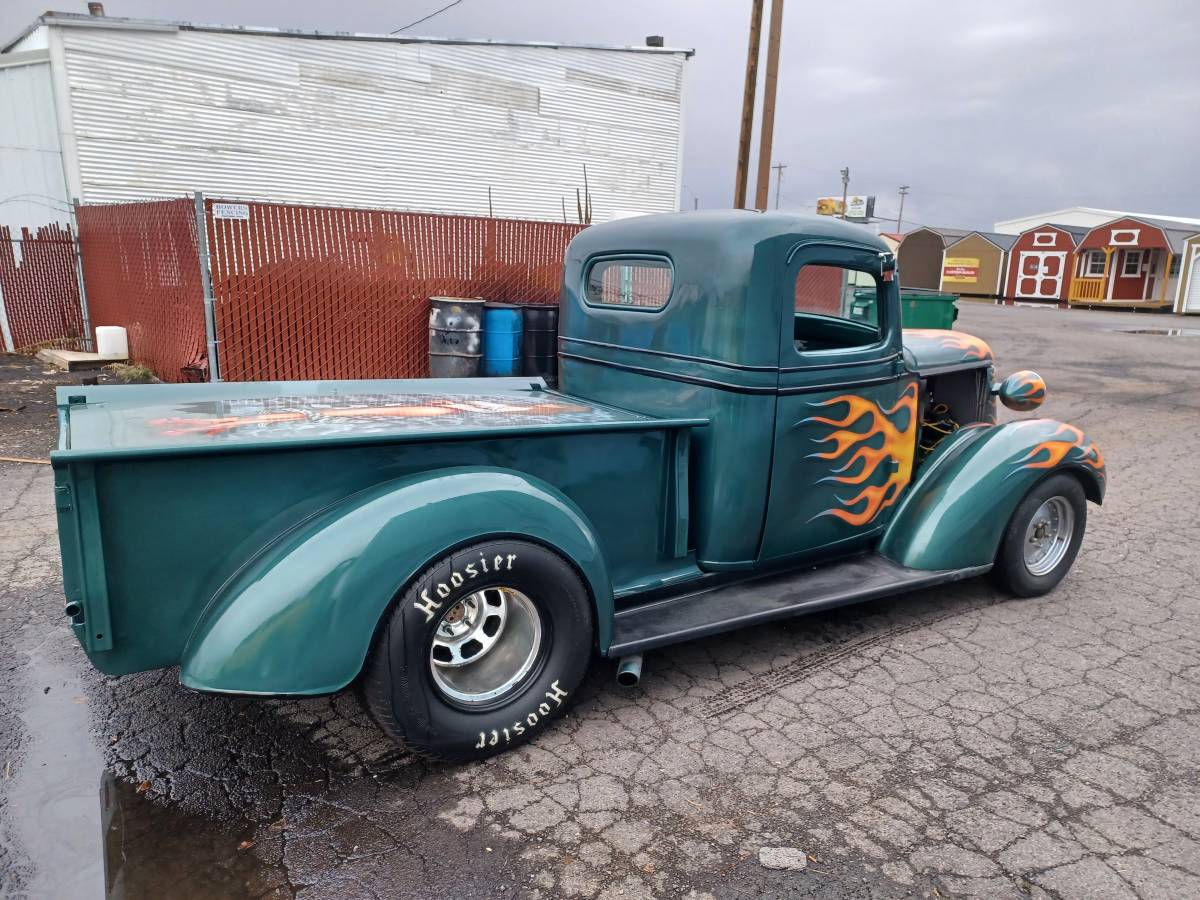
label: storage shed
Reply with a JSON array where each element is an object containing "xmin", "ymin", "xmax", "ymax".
[
  {"xmin": 1069, "ymin": 216, "xmax": 1196, "ymax": 309},
  {"xmin": 1003, "ymin": 224, "xmax": 1087, "ymax": 306},
  {"xmin": 939, "ymin": 231, "xmax": 1016, "ymax": 299},
  {"xmin": 897, "ymin": 227, "xmax": 969, "ymax": 290},
  {"xmin": 1175, "ymin": 234, "xmax": 1200, "ymax": 314},
  {"xmin": 0, "ymin": 11, "xmax": 692, "ymax": 227}
]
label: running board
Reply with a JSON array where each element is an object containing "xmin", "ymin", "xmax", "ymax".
[{"xmin": 608, "ymin": 554, "xmax": 990, "ymax": 657}]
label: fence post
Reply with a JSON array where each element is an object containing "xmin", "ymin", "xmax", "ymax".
[
  {"xmin": 193, "ymin": 191, "xmax": 222, "ymax": 382},
  {"xmin": 0, "ymin": 277, "xmax": 13, "ymax": 352},
  {"xmin": 70, "ymin": 198, "xmax": 94, "ymax": 351}
]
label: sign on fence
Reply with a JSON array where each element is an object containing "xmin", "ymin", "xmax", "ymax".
[{"xmin": 212, "ymin": 203, "xmax": 251, "ymax": 221}]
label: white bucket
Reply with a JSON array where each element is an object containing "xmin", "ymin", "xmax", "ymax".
[{"xmin": 95, "ymin": 325, "xmax": 128, "ymax": 357}]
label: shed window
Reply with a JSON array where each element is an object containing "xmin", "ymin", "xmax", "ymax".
[
  {"xmin": 1085, "ymin": 251, "xmax": 1106, "ymax": 277},
  {"xmin": 585, "ymin": 258, "xmax": 673, "ymax": 309},
  {"xmin": 1170, "ymin": 255, "xmax": 1182, "ymax": 276},
  {"xmin": 1121, "ymin": 251, "xmax": 1142, "ymax": 277}
]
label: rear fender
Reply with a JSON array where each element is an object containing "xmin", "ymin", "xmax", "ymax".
[
  {"xmin": 180, "ymin": 467, "xmax": 611, "ymax": 695},
  {"xmin": 880, "ymin": 419, "xmax": 1105, "ymax": 571}
]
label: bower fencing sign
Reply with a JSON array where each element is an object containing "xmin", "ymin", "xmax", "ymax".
[{"xmin": 212, "ymin": 203, "xmax": 251, "ymax": 221}]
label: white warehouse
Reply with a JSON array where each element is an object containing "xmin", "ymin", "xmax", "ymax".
[{"xmin": 0, "ymin": 10, "xmax": 691, "ymax": 232}]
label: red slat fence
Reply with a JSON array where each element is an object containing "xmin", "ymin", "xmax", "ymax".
[
  {"xmin": 207, "ymin": 200, "xmax": 584, "ymax": 382},
  {"xmin": 74, "ymin": 196, "xmax": 585, "ymax": 382},
  {"xmin": 0, "ymin": 224, "xmax": 84, "ymax": 351},
  {"xmin": 75, "ymin": 199, "xmax": 207, "ymax": 380}
]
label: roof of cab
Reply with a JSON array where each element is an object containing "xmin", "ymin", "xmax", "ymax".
[{"xmin": 570, "ymin": 209, "xmax": 891, "ymax": 255}]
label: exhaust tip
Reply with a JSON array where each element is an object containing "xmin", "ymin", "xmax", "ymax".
[{"xmin": 616, "ymin": 653, "xmax": 643, "ymax": 687}]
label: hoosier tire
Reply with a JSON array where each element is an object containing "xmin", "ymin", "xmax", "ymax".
[
  {"xmin": 991, "ymin": 473, "xmax": 1087, "ymax": 597},
  {"xmin": 363, "ymin": 539, "xmax": 594, "ymax": 761}
]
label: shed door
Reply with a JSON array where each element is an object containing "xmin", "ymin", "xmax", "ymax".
[
  {"xmin": 1016, "ymin": 251, "xmax": 1066, "ymax": 298},
  {"xmin": 1185, "ymin": 246, "xmax": 1200, "ymax": 314}
]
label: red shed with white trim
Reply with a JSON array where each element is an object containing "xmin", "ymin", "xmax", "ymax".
[
  {"xmin": 1070, "ymin": 216, "xmax": 1195, "ymax": 308},
  {"xmin": 1003, "ymin": 224, "xmax": 1087, "ymax": 306}
]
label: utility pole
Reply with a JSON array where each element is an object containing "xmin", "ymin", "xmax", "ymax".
[
  {"xmin": 754, "ymin": 0, "xmax": 785, "ymax": 211},
  {"xmin": 772, "ymin": 163, "xmax": 787, "ymax": 209},
  {"xmin": 733, "ymin": 0, "xmax": 764, "ymax": 209},
  {"xmin": 840, "ymin": 166, "xmax": 850, "ymax": 220},
  {"xmin": 896, "ymin": 185, "xmax": 910, "ymax": 232}
]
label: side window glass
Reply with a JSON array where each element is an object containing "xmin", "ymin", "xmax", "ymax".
[
  {"xmin": 585, "ymin": 258, "xmax": 673, "ymax": 309},
  {"xmin": 793, "ymin": 263, "xmax": 882, "ymax": 352}
]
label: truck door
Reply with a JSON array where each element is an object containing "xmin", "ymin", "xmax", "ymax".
[{"xmin": 759, "ymin": 243, "xmax": 918, "ymax": 563}]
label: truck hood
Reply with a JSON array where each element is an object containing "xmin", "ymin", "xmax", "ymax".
[{"xmin": 902, "ymin": 328, "xmax": 993, "ymax": 372}]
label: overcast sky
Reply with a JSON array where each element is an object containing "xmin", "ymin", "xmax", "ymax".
[{"xmin": 3, "ymin": 0, "xmax": 1197, "ymax": 230}]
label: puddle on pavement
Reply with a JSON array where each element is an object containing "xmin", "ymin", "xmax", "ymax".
[
  {"xmin": 8, "ymin": 648, "xmax": 105, "ymax": 899},
  {"xmin": 100, "ymin": 770, "xmax": 279, "ymax": 900},
  {"xmin": 1113, "ymin": 327, "xmax": 1200, "ymax": 336}
]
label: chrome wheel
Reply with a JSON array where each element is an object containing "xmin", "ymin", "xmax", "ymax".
[
  {"xmin": 429, "ymin": 587, "xmax": 543, "ymax": 706},
  {"xmin": 1022, "ymin": 496, "xmax": 1075, "ymax": 577}
]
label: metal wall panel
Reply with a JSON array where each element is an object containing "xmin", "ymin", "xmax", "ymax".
[
  {"xmin": 58, "ymin": 28, "xmax": 687, "ymax": 223},
  {"xmin": 0, "ymin": 57, "xmax": 70, "ymax": 233}
]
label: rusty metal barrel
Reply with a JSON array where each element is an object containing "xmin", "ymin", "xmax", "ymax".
[{"xmin": 428, "ymin": 297, "xmax": 484, "ymax": 378}]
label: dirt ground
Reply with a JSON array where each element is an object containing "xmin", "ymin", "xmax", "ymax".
[{"xmin": 1, "ymin": 304, "xmax": 1199, "ymax": 899}]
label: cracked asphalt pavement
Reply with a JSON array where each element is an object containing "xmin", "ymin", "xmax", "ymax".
[{"xmin": 2, "ymin": 304, "xmax": 1199, "ymax": 899}]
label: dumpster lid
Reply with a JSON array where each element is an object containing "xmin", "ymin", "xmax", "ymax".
[{"xmin": 54, "ymin": 377, "xmax": 707, "ymax": 461}]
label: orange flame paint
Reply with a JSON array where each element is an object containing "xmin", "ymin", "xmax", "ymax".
[
  {"xmin": 149, "ymin": 397, "xmax": 590, "ymax": 436},
  {"xmin": 804, "ymin": 382, "xmax": 919, "ymax": 526},
  {"xmin": 905, "ymin": 329, "xmax": 993, "ymax": 361},
  {"xmin": 1018, "ymin": 422, "xmax": 1105, "ymax": 473}
]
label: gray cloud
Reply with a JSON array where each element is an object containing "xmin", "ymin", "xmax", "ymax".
[{"xmin": 3, "ymin": 0, "xmax": 1196, "ymax": 229}]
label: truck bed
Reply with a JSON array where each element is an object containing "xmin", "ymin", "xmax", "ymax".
[{"xmin": 54, "ymin": 376, "xmax": 706, "ymax": 461}]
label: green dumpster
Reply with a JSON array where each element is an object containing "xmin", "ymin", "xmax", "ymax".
[{"xmin": 850, "ymin": 289, "xmax": 958, "ymax": 329}]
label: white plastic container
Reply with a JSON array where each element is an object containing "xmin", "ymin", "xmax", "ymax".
[{"xmin": 95, "ymin": 325, "xmax": 129, "ymax": 358}]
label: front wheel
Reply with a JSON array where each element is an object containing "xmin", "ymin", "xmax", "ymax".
[
  {"xmin": 991, "ymin": 473, "xmax": 1087, "ymax": 597},
  {"xmin": 363, "ymin": 539, "xmax": 594, "ymax": 761}
]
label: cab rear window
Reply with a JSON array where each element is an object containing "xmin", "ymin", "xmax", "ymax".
[{"xmin": 585, "ymin": 258, "xmax": 673, "ymax": 310}]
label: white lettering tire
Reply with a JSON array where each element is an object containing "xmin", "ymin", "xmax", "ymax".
[{"xmin": 363, "ymin": 539, "xmax": 594, "ymax": 761}]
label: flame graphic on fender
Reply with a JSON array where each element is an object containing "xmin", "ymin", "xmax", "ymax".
[
  {"xmin": 904, "ymin": 329, "xmax": 993, "ymax": 361},
  {"xmin": 803, "ymin": 382, "xmax": 919, "ymax": 526},
  {"xmin": 1014, "ymin": 421, "xmax": 1105, "ymax": 477}
]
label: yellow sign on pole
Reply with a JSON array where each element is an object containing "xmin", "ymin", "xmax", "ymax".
[{"xmin": 942, "ymin": 257, "xmax": 980, "ymax": 283}]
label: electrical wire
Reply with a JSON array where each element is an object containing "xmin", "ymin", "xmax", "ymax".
[{"xmin": 391, "ymin": 0, "xmax": 468, "ymax": 33}]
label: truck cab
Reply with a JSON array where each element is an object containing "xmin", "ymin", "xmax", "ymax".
[{"xmin": 561, "ymin": 211, "xmax": 987, "ymax": 572}]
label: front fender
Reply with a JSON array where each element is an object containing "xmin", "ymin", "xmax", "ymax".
[
  {"xmin": 880, "ymin": 419, "xmax": 1105, "ymax": 571},
  {"xmin": 180, "ymin": 467, "xmax": 611, "ymax": 695}
]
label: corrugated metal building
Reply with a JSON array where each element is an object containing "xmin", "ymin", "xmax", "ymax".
[
  {"xmin": 994, "ymin": 207, "xmax": 1200, "ymax": 236},
  {"xmin": 0, "ymin": 11, "xmax": 691, "ymax": 227}
]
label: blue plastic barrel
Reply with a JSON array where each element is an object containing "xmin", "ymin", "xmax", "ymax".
[{"xmin": 481, "ymin": 303, "xmax": 524, "ymax": 376}]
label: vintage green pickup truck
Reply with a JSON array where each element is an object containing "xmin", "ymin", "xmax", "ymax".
[{"xmin": 52, "ymin": 211, "xmax": 1105, "ymax": 759}]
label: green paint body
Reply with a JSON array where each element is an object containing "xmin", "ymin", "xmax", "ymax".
[{"xmin": 52, "ymin": 211, "xmax": 1105, "ymax": 696}]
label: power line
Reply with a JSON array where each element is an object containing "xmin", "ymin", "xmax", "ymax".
[{"xmin": 391, "ymin": 0, "xmax": 467, "ymax": 33}]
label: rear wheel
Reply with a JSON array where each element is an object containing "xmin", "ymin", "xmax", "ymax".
[
  {"xmin": 363, "ymin": 539, "xmax": 593, "ymax": 760},
  {"xmin": 991, "ymin": 473, "xmax": 1087, "ymax": 597}
]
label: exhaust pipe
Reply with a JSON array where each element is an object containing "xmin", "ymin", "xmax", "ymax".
[{"xmin": 616, "ymin": 653, "xmax": 643, "ymax": 687}]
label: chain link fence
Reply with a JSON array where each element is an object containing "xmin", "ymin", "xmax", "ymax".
[
  {"xmin": 74, "ymin": 196, "xmax": 584, "ymax": 382},
  {"xmin": 0, "ymin": 224, "xmax": 84, "ymax": 351},
  {"xmin": 206, "ymin": 199, "xmax": 583, "ymax": 382},
  {"xmin": 75, "ymin": 199, "xmax": 207, "ymax": 379}
]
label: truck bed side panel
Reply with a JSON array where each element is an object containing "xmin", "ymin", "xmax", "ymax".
[{"xmin": 74, "ymin": 429, "xmax": 678, "ymax": 677}]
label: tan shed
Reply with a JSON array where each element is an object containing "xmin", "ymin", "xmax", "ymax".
[
  {"xmin": 897, "ymin": 227, "xmax": 969, "ymax": 289},
  {"xmin": 939, "ymin": 232, "xmax": 1017, "ymax": 299}
]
